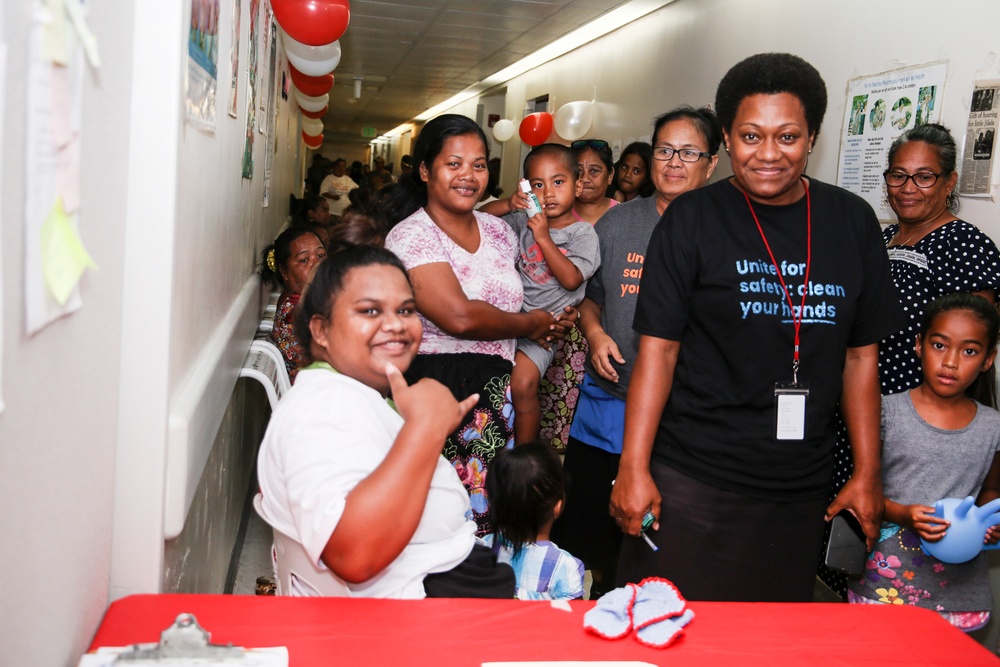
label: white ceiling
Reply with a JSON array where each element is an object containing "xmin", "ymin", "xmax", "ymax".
[{"xmin": 319, "ymin": 0, "xmax": 634, "ymax": 146}]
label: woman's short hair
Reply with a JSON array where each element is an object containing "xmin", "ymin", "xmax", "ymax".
[
  {"xmin": 651, "ymin": 105, "xmax": 723, "ymax": 155},
  {"xmin": 260, "ymin": 227, "xmax": 322, "ymax": 288},
  {"xmin": 887, "ymin": 123, "xmax": 961, "ymax": 212},
  {"xmin": 715, "ymin": 53, "xmax": 828, "ymax": 139},
  {"xmin": 294, "ymin": 245, "xmax": 409, "ymax": 361}
]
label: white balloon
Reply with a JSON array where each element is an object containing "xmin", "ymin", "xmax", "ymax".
[
  {"xmin": 295, "ymin": 90, "xmax": 330, "ymax": 113},
  {"xmin": 492, "ymin": 119, "xmax": 515, "ymax": 142},
  {"xmin": 302, "ymin": 117, "xmax": 324, "ymax": 137},
  {"xmin": 554, "ymin": 101, "xmax": 595, "ymax": 141},
  {"xmin": 280, "ymin": 27, "xmax": 341, "ymax": 77}
]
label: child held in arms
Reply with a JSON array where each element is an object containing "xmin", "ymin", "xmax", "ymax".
[{"xmin": 503, "ymin": 144, "xmax": 600, "ymax": 444}]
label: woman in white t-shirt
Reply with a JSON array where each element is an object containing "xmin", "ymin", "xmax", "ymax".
[
  {"xmin": 384, "ymin": 115, "xmax": 575, "ymax": 536},
  {"xmin": 256, "ymin": 245, "xmax": 514, "ymax": 598}
]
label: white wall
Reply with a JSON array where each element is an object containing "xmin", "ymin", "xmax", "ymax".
[
  {"xmin": 113, "ymin": 0, "xmax": 300, "ymax": 599},
  {"xmin": 477, "ymin": 0, "xmax": 1000, "ymax": 248},
  {"xmin": 0, "ymin": 1, "xmax": 135, "ymax": 663},
  {"xmin": 1, "ymin": 0, "xmax": 300, "ymax": 663}
]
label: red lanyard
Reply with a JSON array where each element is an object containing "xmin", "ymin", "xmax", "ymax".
[{"xmin": 740, "ymin": 178, "xmax": 811, "ymax": 383}]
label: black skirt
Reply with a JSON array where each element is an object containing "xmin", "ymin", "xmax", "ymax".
[{"xmin": 405, "ymin": 353, "xmax": 514, "ymax": 536}]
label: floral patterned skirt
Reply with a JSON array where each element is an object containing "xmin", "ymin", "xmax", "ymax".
[
  {"xmin": 405, "ymin": 352, "xmax": 514, "ymax": 536},
  {"xmin": 538, "ymin": 328, "xmax": 588, "ymax": 452}
]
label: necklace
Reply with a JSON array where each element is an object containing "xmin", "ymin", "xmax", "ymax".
[{"xmin": 892, "ymin": 217, "xmax": 954, "ymax": 247}]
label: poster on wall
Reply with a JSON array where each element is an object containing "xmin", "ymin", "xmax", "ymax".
[
  {"xmin": 186, "ymin": 0, "xmax": 220, "ymax": 131},
  {"xmin": 836, "ymin": 61, "xmax": 948, "ymax": 220},
  {"xmin": 258, "ymin": 8, "xmax": 272, "ymax": 134},
  {"xmin": 241, "ymin": 0, "xmax": 260, "ymax": 179},
  {"xmin": 262, "ymin": 20, "xmax": 279, "ymax": 207},
  {"xmin": 227, "ymin": 0, "xmax": 240, "ymax": 118},
  {"xmin": 959, "ymin": 80, "xmax": 999, "ymax": 197},
  {"xmin": 24, "ymin": 10, "xmax": 97, "ymax": 337}
]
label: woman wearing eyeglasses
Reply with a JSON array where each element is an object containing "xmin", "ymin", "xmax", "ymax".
[
  {"xmin": 611, "ymin": 53, "xmax": 904, "ymax": 601},
  {"xmin": 819, "ymin": 123, "xmax": 1000, "ymax": 595},
  {"xmin": 550, "ymin": 107, "xmax": 720, "ymax": 598}
]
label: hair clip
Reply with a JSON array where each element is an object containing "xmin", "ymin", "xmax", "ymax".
[{"xmin": 266, "ymin": 248, "xmax": 277, "ymax": 272}]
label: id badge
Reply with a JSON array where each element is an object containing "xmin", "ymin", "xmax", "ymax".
[{"xmin": 774, "ymin": 382, "xmax": 809, "ymax": 440}]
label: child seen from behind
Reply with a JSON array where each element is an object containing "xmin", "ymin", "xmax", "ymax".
[
  {"xmin": 503, "ymin": 144, "xmax": 601, "ymax": 444},
  {"xmin": 847, "ymin": 293, "xmax": 1000, "ymax": 631},
  {"xmin": 484, "ymin": 443, "xmax": 585, "ymax": 600}
]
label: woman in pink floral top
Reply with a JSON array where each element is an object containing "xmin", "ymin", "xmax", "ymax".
[
  {"xmin": 261, "ymin": 227, "xmax": 326, "ymax": 382},
  {"xmin": 385, "ymin": 115, "xmax": 575, "ymax": 535}
]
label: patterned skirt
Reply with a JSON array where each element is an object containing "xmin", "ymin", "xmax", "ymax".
[
  {"xmin": 405, "ymin": 352, "xmax": 514, "ymax": 536},
  {"xmin": 538, "ymin": 328, "xmax": 588, "ymax": 452}
]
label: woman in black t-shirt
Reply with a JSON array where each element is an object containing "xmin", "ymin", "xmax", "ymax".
[{"xmin": 610, "ymin": 53, "xmax": 903, "ymax": 601}]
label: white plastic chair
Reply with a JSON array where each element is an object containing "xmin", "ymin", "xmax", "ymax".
[
  {"xmin": 254, "ymin": 494, "xmax": 352, "ymax": 597},
  {"xmin": 240, "ymin": 347, "xmax": 282, "ymax": 410},
  {"xmin": 250, "ymin": 340, "xmax": 291, "ymax": 395}
]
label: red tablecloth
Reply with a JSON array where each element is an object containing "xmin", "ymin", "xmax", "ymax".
[{"xmin": 88, "ymin": 594, "xmax": 997, "ymax": 666}]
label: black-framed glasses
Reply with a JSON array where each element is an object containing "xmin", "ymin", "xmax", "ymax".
[
  {"xmin": 882, "ymin": 170, "xmax": 942, "ymax": 188},
  {"xmin": 652, "ymin": 146, "xmax": 712, "ymax": 162},
  {"xmin": 571, "ymin": 139, "xmax": 609, "ymax": 151}
]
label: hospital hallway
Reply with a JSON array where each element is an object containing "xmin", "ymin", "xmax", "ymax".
[{"xmin": 3, "ymin": 1, "xmax": 1000, "ymax": 664}]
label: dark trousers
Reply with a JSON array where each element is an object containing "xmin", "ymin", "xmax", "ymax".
[{"xmin": 616, "ymin": 461, "xmax": 827, "ymax": 602}]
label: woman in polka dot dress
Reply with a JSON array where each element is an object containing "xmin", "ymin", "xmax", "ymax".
[{"xmin": 822, "ymin": 123, "xmax": 1000, "ymax": 594}]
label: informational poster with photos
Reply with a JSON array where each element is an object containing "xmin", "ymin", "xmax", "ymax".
[
  {"xmin": 241, "ymin": 0, "xmax": 260, "ymax": 179},
  {"xmin": 959, "ymin": 80, "xmax": 999, "ymax": 197},
  {"xmin": 836, "ymin": 62, "xmax": 948, "ymax": 220},
  {"xmin": 186, "ymin": 0, "xmax": 220, "ymax": 131}
]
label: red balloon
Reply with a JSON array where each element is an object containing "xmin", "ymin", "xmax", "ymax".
[
  {"xmin": 300, "ymin": 105, "xmax": 328, "ymax": 119},
  {"xmin": 519, "ymin": 112, "xmax": 554, "ymax": 146},
  {"xmin": 272, "ymin": 0, "xmax": 350, "ymax": 47},
  {"xmin": 289, "ymin": 62, "xmax": 334, "ymax": 96},
  {"xmin": 303, "ymin": 131, "xmax": 324, "ymax": 149}
]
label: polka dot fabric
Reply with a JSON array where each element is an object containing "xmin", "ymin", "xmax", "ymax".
[
  {"xmin": 877, "ymin": 220, "xmax": 1000, "ymax": 396},
  {"xmin": 821, "ymin": 219, "xmax": 1000, "ymax": 595}
]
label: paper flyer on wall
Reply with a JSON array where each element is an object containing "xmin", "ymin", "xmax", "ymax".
[
  {"xmin": 959, "ymin": 80, "xmax": 998, "ymax": 197},
  {"xmin": 836, "ymin": 61, "xmax": 948, "ymax": 221},
  {"xmin": 241, "ymin": 0, "xmax": 260, "ymax": 179},
  {"xmin": 25, "ymin": 5, "xmax": 96, "ymax": 335},
  {"xmin": 228, "ymin": 0, "xmax": 241, "ymax": 118},
  {"xmin": 186, "ymin": 0, "xmax": 220, "ymax": 131}
]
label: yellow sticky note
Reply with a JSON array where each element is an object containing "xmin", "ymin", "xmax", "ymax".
[
  {"xmin": 41, "ymin": 197, "xmax": 97, "ymax": 305},
  {"xmin": 42, "ymin": 0, "xmax": 71, "ymax": 65}
]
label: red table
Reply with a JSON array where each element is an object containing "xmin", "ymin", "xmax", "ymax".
[{"xmin": 88, "ymin": 594, "xmax": 997, "ymax": 666}]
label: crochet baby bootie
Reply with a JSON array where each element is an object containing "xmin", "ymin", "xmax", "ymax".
[
  {"xmin": 631, "ymin": 577, "xmax": 692, "ymax": 649},
  {"xmin": 583, "ymin": 583, "xmax": 637, "ymax": 640},
  {"xmin": 631, "ymin": 577, "xmax": 686, "ymax": 628},
  {"xmin": 635, "ymin": 607, "xmax": 695, "ymax": 648}
]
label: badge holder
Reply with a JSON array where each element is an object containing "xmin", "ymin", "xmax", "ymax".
[{"xmin": 774, "ymin": 381, "xmax": 809, "ymax": 440}]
